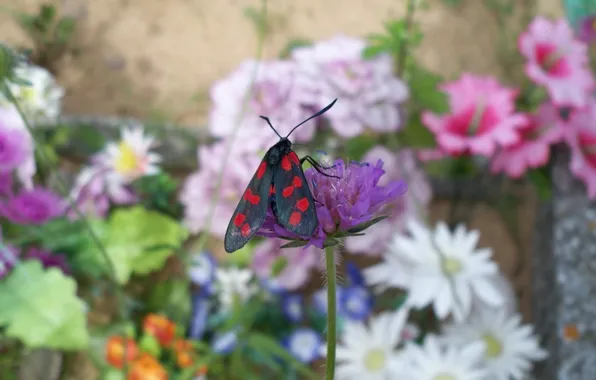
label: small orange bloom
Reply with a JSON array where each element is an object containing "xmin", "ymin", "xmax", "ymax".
[
  {"xmin": 563, "ymin": 324, "xmax": 581, "ymax": 341},
  {"xmin": 195, "ymin": 365, "xmax": 208, "ymax": 376},
  {"xmin": 143, "ymin": 314, "xmax": 176, "ymax": 347},
  {"xmin": 173, "ymin": 339, "xmax": 194, "ymax": 368},
  {"xmin": 106, "ymin": 336, "xmax": 139, "ymax": 369},
  {"xmin": 127, "ymin": 353, "xmax": 168, "ymax": 380}
]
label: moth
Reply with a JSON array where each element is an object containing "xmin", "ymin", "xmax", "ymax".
[{"xmin": 224, "ymin": 99, "xmax": 338, "ymax": 253}]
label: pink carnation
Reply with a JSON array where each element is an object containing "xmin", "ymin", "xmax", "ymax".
[
  {"xmin": 566, "ymin": 102, "xmax": 596, "ymax": 199},
  {"xmin": 422, "ymin": 74, "xmax": 527, "ymax": 156},
  {"xmin": 0, "ymin": 106, "xmax": 36, "ymax": 189},
  {"xmin": 344, "ymin": 147, "xmax": 432, "ymax": 255},
  {"xmin": 519, "ymin": 17, "xmax": 594, "ymax": 108},
  {"xmin": 292, "ymin": 35, "xmax": 409, "ymax": 138},
  {"xmin": 209, "ymin": 60, "xmax": 318, "ymax": 144},
  {"xmin": 252, "ymin": 239, "xmax": 322, "ymax": 291},
  {"xmin": 490, "ymin": 103, "xmax": 565, "ymax": 178},
  {"xmin": 180, "ymin": 140, "xmax": 262, "ymax": 237}
]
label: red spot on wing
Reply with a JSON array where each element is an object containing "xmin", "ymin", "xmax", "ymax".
[
  {"xmin": 243, "ymin": 189, "xmax": 260, "ymax": 205},
  {"xmin": 281, "ymin": 156, "xmax": 291, "ymax": 171},
  {"xmin": 292, "ymin": 176, "xmax": 302, "ymax": 188},
  {"xmin": 296, "ymin": 197, "xmax": 309, "ymax": 212},
  {"xmin": 289, "ymin": 211, "xmax": 302, "ymax": 226},
  {"xmin": 240, "ymin": 223, "xmax": 251, "ymax": 237},
  {"xmin": 269, "ymin": 184, "xmax": 275, "ymax": 195},
  {"xmin": 233, "ymin": 213, "xmax": 246, "ymax": 227},
  {"xmin": 256, "ymin": 162, "xmax": 267, "ymax": 179},
  {"xmin": 282, "ymin": 185, "xmax": 294, "ymax": 198},
  {"xmin": 289, "ymin": 152, "xmax": 300, "ymax": 165}
]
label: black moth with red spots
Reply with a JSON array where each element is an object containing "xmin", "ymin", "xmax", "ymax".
[{"xmin": 224, "ymin": 99, "xmax": 338, "ymax": 253}]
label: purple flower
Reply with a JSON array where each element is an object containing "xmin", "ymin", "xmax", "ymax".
[
  {"xmin": 0, "ymin": 171, "xmax": 14, "ymax": 196},
  {"xmin": 345, "ymin": 147, "xmax": 432, "ymax": 255},
  {"xmin": 1, "ymin": 187, "xmax": 64, "ymax": 224},
  {"xmin": 578, "ymin": 15, "xmax": 596, "ymax": 44},
  {"xmin": 25, "ymin": 247, "xmax": 70, "ymax": 275},
  {"xmin": 291, "ymin": 35, "xmax": 409, "ymax": 138},
  {"xmin": 209, "ymin": 60, "xmax": 319, "ymax": 144},
  {"xmin": 251, "ymin": 238, "xmax": 322, "ymax": 290},
  {"xmin": 0, "ymin": 106, "xmax": 35, "ymax": 188},
  {"xmin": 258, "ymin": 158, "xmax": 407, "ymax": 248}
]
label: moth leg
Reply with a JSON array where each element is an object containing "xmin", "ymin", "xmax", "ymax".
[{"xmin": 300, "ymin": 155, "xmax": 340, "ymax": 179}]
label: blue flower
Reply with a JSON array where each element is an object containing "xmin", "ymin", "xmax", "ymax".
[
  {"xmin": 340, "ymin": 285, "xmax": 373, "ymax": 321},
  {"xmin": 345, "ymin": 262, "xmax": 364, "ymax": 287},
  {"xmin": 212, "ymin": 330, "xmax": 238, "ymax": 354},
  {"xmin": 283, "ymin": 327, "xmax": 322, "ymax": 364},
  {"xmin": 188, "ymin": 293, "xmax": 210, "ymax": 339},
  {"xmin": 281, "ymin": 294, "xmax": 304, "ymax": 323},
  {"xmin": 260, "ymin": 277, "xmax": 285, "ymax": 295},
  {"xmin": 188, "ymin": 251, "xmax": 217, "ymax": 292},
  {"xmin": 312, "ymin": 287, "xmax": 344, "ymax": 316}
]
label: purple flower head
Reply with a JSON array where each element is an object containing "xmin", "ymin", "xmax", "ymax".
[
  {"xmin": 0, "ymin": 170, "xmax": 14, "ymax": 196},
  {"xmin": 578, "ymin": 15, "xmax": 596, "ymax": 44},
  {"xmin": 258, "ymin": 158, "xmax": 407, "ymax": 248},
  {"xmin": 1, "ymin": 187, "xmax": 64, "ymax": 224},
  {"xmin": 0, "ymin": 126, "xmax": 30, "ymax": 172},
  {"xmin": 25, "ymin": 247, "xmax": 70, "ymax": 275}
]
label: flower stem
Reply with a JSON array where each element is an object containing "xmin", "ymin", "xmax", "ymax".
[{"xmin": 325, "ymin": 245, "xmax": 337, "ymax": 380}]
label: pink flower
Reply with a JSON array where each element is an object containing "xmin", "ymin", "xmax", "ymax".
[
  {"xmin": 0, "ymin": 106, "xmax": 36, "ymax": 189},
  {"xmin": 292, "ymin": 35, "xmax": 408, "ymax": 138},
  {"xmin": 1, "ymin": 187, "xmax": 64, "ymax": 224},
  {"xmin": 209, "ymin": 60, "xmax": 318, "ymax": 144},
  {"xmin": 252, "ymin": 239, "xmax": 322, "ymax": 291},
  {"xmin": 490, "ymin": 103, "xmax": 565, "ymax": 178},
  {"xmin": 519, "ymin": 16, "xmax": 594, "ymax": 108},
  {"xmin": 566, "ymin": 102, "xmax": 596, "ymax": 199},
  {"xmin": 422, "ymin": 74, "xmax": 527, "ymax": 156},
  {"xmin": 344, "ymin": 147, "xmax": 432, "ymax": 255},
  {"xmin": 180, "ymin": 140, "xmax": 262, "ymax": 237}
]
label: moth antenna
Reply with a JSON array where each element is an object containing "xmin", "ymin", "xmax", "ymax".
[
  {"xmin": 285, "ymin": 99, "xmax": 338, "ymax": 139},
  {"xmin": 259, "ymin": 116, "xmax": 283, "ymax": 139}
]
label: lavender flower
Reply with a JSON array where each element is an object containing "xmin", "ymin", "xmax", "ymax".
[
  {"xmin": 1, "ymin": 187, "xmax": 64, "ymax": 224},
  {"xmin": 25, "ymin": 247, "xmax": 70, "ymax": 275},
  {"xmin": 258, "ymin": 158, "xmax": 407, "ymax": 248},
  {"xmin": 292, "ymin": 35, "xmax": 409, "ymax": 138},
  {"xmin": 0, "ymin": 106, "xmax": 35, "ymax": 188},
  {"xmin": 283, "ymin": 328, "xmax": 322, "ymax": 364}
]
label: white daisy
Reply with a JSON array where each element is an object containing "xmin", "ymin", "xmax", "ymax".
[
  {"xmin": 100, "ymin": 126, "xmax": 161, "ymax": 183},
  {"xmin": 4, "ymin": 63, "xmax": 65, "ymax": 124},
  {"xmin": 214, "ymin": 267, "xmax": 258, "ymax": 311},
  {"xmin": 401, "ymin": 322, "xmax": 421, "ymax": 343},
  {"xmin": 401, "ymin": 335, "xmax": 488, "ymax": 380},
  {"xmin": 364, "ymin": 220, "xmax": 505, "ymax": 322},
  {"xmin": 323, "ymin": 308, "xmax": 409, "ymax": 380},
  {"xmin": 442, "ymin": 310, "xmax": 548, "ymax": 380}
]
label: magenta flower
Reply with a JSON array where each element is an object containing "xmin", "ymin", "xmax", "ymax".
[
  {"xmin": 180, "ymin": 140, "xmax": 263, "ymax": 237},
  {"xmin": 292, "ymin": 35, "xmax": 409, "ymax": 138},
  {"xmin": 519, "ymin": 17, "xmax": 594, "ymax": 108},
  {"xmin": 1, "ymin": 187, "xmax": 64, "ymax": 224},
  {"xmin": 252, "ymin": 239, "xmax": 322, "ymax": 290},
  {"xmin": 257, "ymin": 158, "xmax": 407, "ymax": 248},
  {"xmin": 209, "ymin": 60, "xmax": 318, "ymax": 144},
  {"xmin": 25, "ymin": 247, "xmax": 70, "ymax": 275},
  {"xmin": 422, "ymin": 74, "xmax": 527, "ymax": 157},
  {"xmin": 578, "ymin": 15, "xmax": 596, "ymax": 44},
  {"xmin": 344, "ymin": 147, "xmax": 431, "ymax": 255},
  {"xmin": 566, "ymin": 102, "xmax": 596, "ymax": 199},
  {"xmin": 0, "ymin": 171, "xmax": 13, "ymax": 195},
  {"xmin": 490, "ymin": 102, "xmax": 565, "ymax": 178}
]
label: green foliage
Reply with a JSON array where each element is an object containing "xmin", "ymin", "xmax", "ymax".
[
  {"xmin": 278, "ymin": 38, "xmax": 312, "ymax": 59},
  {"xmin": 0, "ymin": 261, "xmax": 89, "ymax": 349},
  {"xmin": 243, "ymin": 5, "xmax": 270, "ymax": 38},
  {"xmin": 527, "ymin": 167, "xmax": 552, "ymax": 201},
  {"xmin": 134, "ymin": 173, "xmax": 183, "ymax": 218},
  {"xmin": 343, "ymin": 134, "xmax": 379, "ymax": 161},
  {"xmin": 4, "ymin": 3, "xmax": 77, "ymax": 71},
  {"xmin": 147, "ymin": 279, "xmax": 192, "ymax": 327},
  {"xmin": 362, "ymin": 19, "xmax": 423, "ymax": 62},
  {"xmin": 0, "ymin": 43, "xmax": 21, "ymax": 84}
]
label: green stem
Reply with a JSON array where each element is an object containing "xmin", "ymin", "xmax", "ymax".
[{"xmin": 325, "ymin": 245, "xmax": 337, "ymax": 380}]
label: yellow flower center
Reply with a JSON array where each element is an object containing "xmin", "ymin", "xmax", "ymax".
[
  {"xmin": 363, "ymin": 349, "xmax": 386, "ymax": 372},
  {"xmin": 434, "ymin": 374, "xmax": 456, "ymax": 380},
  {"xmin": 441, "ymin": 257, "xmax": 462, "ymax": 275},
  {"xmin": 114, "ymin": 142, "xmax": 139, "ymax": 175},
  {"xmin": 482, "ymin": 334, "xmax": 503, "ymax": 358},
  {"xmin": 20, "ymin": 87, "xmax": 37, "ymax": 103}
]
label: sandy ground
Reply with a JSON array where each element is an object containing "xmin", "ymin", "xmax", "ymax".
[{"xmin": 1, "ymin": 0, "xmax": 563, "ymax": 324}]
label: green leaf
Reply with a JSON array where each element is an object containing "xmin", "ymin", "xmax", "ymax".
[
  {"xmin": 278, "ymin": 38, "xmax": 312, "ymax": 59},
  {"xmin": 0, "ymin": 261, "xmax": 89, "ymax": 349},
  {"xmin": 100, "ymin": 369, "xmax": 126, "ymax": 380},
  {"xmin": 55, "ymin": 17, "xmax": 76, "ymax": 44},
  {"xmin": 279, "ymin": 240, "xmax": 308, "ymax": 249},
  {"xmin": 398, "ymin": 116, "xmax": 436, "ymax": 148},
  {"xmin": 344, "ymin": 134, "xmax": 379, "ymax": 161},
  {"xmin": 527, "ymin": 167, "xmax": 552, "ymax": 200},
  {"xmin": 347, "ymin": 216, "xmax": 388, "ymax": 234},
  {"xmin": 104, "ymin": 206, "xmax": 188, "ymax": 283},
  {"xmin": 147, "ymin": 279, "xmax": 191, "ymax": 327},
  {"xmin": 408, "ymin": 65, "xmax": 448, "ymax": 113}
]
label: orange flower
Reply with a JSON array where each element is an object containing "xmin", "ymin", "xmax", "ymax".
[
  {"xmin": 173, "ymin": 339, "xmax": 194, "ymax": 368},
  {"xmin": 143, "ymin": 314, "xmax": 176, "ymax": 347},
  {"xmin": 127, "ymin": 353, "xmax": 168, "ymax": 380},
  {"xmin": 106, "ymin": 336, "xmax": 139, "ymax": 369}
]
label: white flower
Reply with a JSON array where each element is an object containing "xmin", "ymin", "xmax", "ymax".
[
  {"xmin": 442, "ymin": 310, "xmax": 548, "ymax": 380},
  {"xmin": 98, "ymin": 126, "xmax": 161, "ymax": 184},
  {"xmin": 214, "ymin": 267, "xmax": 257, "ymax": 311},
  {"xmin": 188, "ymin": 252, "xmax": 217, "ymax": 286},
  {"xmin": 364, "ymin": 220, "xmax": 504, "ymax": 321},
  {"xmin": 286, "ymin": 328, "xmax": 321, "ymax": 363},
  {"xmin": 402, "ymin": 335, "xmax": 488, "ymax": 380},
  {"xmin": 401, "ymin": 323, "xmax": 421, "ymax": 343},
  {"xmin": 323, "ymin": 308, "xmax": 409, "ymax": 380},
  {"xmin": 4, "ymin": 64, "xmax": 64, "ymax": 124}
]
